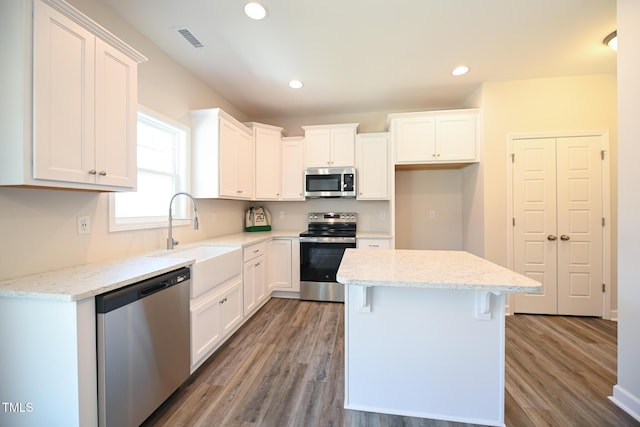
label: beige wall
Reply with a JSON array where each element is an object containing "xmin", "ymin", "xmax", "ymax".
[
  {"xmin": 0, "ymin": 0, "xmax": 251, "ymax": 280},
  {"xmin": 480, "ymin": 74, "xmax": 618, "ymax": 303}
]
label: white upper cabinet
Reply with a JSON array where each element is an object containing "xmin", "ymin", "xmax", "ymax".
[
  {"xmin": 388, "ymin": 110, "xmax": 479, "ymax": 165},
  {"xmin": 191, "ymin": 108, "xmax": 254, "ymax": 200},
  {"xmin": 356, "ymin": 132, "xmax": 390, "ymax": 200},
  {"xmin": 302, "ymin": 123, "xmax": 359, "ymax": 167},
  {"xmin": 247, "ymin": 122, "xmax": 284, "ymax": 201},
  {"xmin": 0, "ymin": 0, "xmax": 146, "ymax": 191},
  {"xmin": 281, "ymin": 137, "xmax": 305, "ymax": 201}
]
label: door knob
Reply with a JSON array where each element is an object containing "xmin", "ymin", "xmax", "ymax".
[
  {"xmin": 560, "ymin": 235, "xmax": 570, "ymax": 241},
  {"xmin": 547, "ymin": 235, "xmax": 557, "ymax": 241}
]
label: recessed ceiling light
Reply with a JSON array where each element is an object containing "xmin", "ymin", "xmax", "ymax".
[
  {"xmin": 603, "ymin": 30, "xmax": 617, "ymax": 51},
  {"xmin": 289, "ymin": 80, "xmax": 303, "ymax": 89},
  {"xmin": 452, "ymin": 66, "xmax": 470, "ymax": 76},
  {"xmin": 244, "ymin": 2, "xmax": 267, "ymax": 20}
]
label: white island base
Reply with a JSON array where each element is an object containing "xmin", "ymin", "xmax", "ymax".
[
  {"xmin": 345, "ymin": 285, "xmax": 506, "ymax": 426},
  {"xmin": 338, "ymin": 249, "xmax": 541, "ymax": 427}
]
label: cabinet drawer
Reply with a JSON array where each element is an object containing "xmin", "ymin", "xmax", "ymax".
[
  {"xmin": 244, "ymin": 242, "xmax": 266, "ymax": 261},
  {"xmin": 357, "ymin": 238, "xmax": 391, "ymax": 249}
]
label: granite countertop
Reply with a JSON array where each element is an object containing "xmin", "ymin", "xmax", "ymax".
[
  {"xmin": 337, "ymin": 249, "xmax": 541, "ymax": 293},
  {"xmin": 0, "ymin": 230, "xmax": 302, "ymax": 302}
]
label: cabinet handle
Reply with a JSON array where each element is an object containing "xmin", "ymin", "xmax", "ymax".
[
  {"xmin": 369, "ymin": 244, "xmax": 380, "ymax": 248},
  {"xmin": 88, "ymin": 169, "xmax": 97, "ymax": 175},
  {"xmin": 255, "ymin": 262, "xmax": 261, "ymax": 267},
  {"xmin": 220, "ymin": 297, "xmax": 228, "ymax": 304},
  {"xmin": 560, "ymin": 235, "xmax": 570, "ymax": 241},
  {"xmin": 547, "ymin": 235, "xmax": 557, "ymax": 241},
  {"xmin": 237, "ymin": 190, "xmax": 243, "ymax": 194},
  {"xmin": 253, "ymin": 249, "xmax": 259, "ymax": 253},
  {"xmin": 98, "ymin": 171, "xmax": 107, "ymax": 176}
]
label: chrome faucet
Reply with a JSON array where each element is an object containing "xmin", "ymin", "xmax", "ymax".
[{"xmin": 167, "ymin": 192, "xmax": 199, "ymax": 250}]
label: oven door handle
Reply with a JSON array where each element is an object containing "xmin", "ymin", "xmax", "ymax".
[{"xmin": 299, "ymin": 236, "xmax": 357, "ymax": 244}]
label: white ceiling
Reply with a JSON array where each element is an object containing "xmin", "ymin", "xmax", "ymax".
[{"xmin": 101, "ymin": 0, "xmax": 617, "ymax": 120}]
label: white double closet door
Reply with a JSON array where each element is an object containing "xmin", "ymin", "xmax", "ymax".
[{"xmin": 512, "ymin": 135, "xmax": 604, "ymax": 316}]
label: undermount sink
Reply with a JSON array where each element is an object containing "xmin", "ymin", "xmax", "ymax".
[{"xmin": 156, "ymin": 245, "xmax": 242, "ymax": 298}]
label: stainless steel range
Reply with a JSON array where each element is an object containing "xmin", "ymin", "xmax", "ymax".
[{"xmin": 299, "ymin": 212, "xmax": 357, "ymax": 302}]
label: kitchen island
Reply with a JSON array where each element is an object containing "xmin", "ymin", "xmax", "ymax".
[{"xmin": 336, "ymin": 249, "xmax": 541, "ymax": 427}]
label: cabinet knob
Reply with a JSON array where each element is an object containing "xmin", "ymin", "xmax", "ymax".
[
  {"xmin": 547, "ymin": 235, "xmax": 557, "ymax": 241},
  {"xmin": 560, "ymin": 234, "xmax": 570, "ymax": 241},
  {"xmin": 98, "ymin": 171, "xmax": 107, "ymax": 176},
  {"xmin": 88, "ymin": 169, "xmax": 97, "ymax": 175}
]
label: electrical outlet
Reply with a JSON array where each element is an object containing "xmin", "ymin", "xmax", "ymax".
[
  {"xmin": 77, "ymin": 215, "xmax": 91, "ymax": 235},
  {"xmin": 380, "ymin": 210, "xmax": 386, "ymax": 220},
  {"xmin": 428, "ymin": 210, "xmax": 436, "ymax": 220},
  {"xmin": 279, "ymin": 211, "xmax": 285, "ymax": 220}
]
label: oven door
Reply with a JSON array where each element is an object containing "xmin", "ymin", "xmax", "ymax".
[{"xmin": 299, "ymin": 237, "xmax": 356, "ymax": 302}]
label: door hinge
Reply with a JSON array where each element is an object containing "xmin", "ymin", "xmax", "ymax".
[
  {"xmin": 602, "ymin": 217, "xmax": 606, "ymax": 227},
  {"xmin": 602, "ymin": 283, "xmax": 606, "ymax": 293},
  {"xmin": 601, "ymin": 150, "xmax": 605, "ymax": 160},
  {"xmin": 511, "ymin": 153, "xmax": 515, "ymax": 163},
  {"xmin": 512, "ymin": 217, "xmax": 516, "ymax": 226}
]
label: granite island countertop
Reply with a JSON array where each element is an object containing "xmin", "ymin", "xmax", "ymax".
[{"xmin": 337, "ymin": 248, "xmax": 541, "ymax": 293}]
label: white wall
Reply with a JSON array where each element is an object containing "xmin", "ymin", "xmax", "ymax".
[
  {"xmin": 260, "ymin": 199, "xmax": 390, "ymax": 233},
  {"xmin": 394, "ymin": 169, "xmax": 463, "ymax": 250},
  {"xmin": 612, "ymin": 0, "xmax": 640, "ymax": 419}
]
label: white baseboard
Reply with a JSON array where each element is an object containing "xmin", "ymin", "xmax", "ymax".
[
  {"xmin": 610, "ymin": 385, "xmax": 640, "ymax": 422},
  {"xmin": 609, "ymin": 309, "xmax": 618, "ymax": 321}
]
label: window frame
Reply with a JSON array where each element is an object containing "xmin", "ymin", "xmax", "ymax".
[{"xmin": 108, "ymin": 106, "xmax": 191, "ymax": 232}]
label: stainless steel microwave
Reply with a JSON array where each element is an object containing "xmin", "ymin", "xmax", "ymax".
[{"xmin": 304, "ymin": 167, "xmax": 356, "ymax": 198}]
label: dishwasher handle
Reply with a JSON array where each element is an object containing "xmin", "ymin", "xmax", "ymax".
[
  {"xmin": 96, "ymin": 267, "xmax": 190, "ymax": 314},
  {"xmin": 139, "ymin": 282, "xmax": 169, "ymax": 298}
]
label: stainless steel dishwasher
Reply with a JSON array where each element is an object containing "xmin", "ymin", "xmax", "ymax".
[{"xmin": 96, "ymin": 267, "xmax": 191, "ymax": 427}]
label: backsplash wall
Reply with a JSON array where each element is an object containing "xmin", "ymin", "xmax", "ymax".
[{"xmin": 0, "ymin": 188, "xmax": 248, "ymax": 280}]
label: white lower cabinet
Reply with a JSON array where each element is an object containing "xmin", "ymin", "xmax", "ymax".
[
  {"xmin": 268, "ymin": 238, "xmax": 300, "ymax": 292},
  {"xmin": 243, "ymin": 242, "xmax": 268, "ymax": 316},
  {"xmin": 190, "ymin": 275, "xmax": 243, "ymax": 372}
]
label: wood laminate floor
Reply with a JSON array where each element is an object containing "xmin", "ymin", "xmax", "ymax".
[{"xmin": 142, "ymin": 298, "xmax": 638, "ymax": 427}]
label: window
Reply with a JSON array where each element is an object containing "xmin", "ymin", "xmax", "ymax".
[{"xmin": 109, "ymin": 106, "xmax": 190, "ymax": 231}]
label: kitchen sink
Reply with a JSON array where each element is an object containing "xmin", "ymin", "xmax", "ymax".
[{"xmin": 155, "ymin": 245, "xmax": 242, "ymax": 298}]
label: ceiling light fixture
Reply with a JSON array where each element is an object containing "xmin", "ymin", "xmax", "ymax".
[
  {"xmin": 603, "ymin": 30, "xmax": 617, "ymax": 51},
  {"xmin": 451, "ymin": 66, "xmax": 470, "ymax": 76},
  {"xmin": 289, "ymin": 80, "xmax": 303, "ymax": 89},
  {"xmin": 244, "ymin": 2, "xmax": 267, "ymax": 20}
]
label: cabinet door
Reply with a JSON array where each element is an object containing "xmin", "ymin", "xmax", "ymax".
[
  {"xmin": 255, "ymin": 127, "xmax": 282, "ymax": 200},
  {"xmin": 237, "ymin": 129, "xmax": 254, "ymax": 199},
  {"xmin": 269, "ymin": 239, "xmax": 293, "ymax": 290},
  {"xmin": 219, "ymin": 117, "xmax": 239, "ymax": 197},
  {"xmin": 435, "ymin": 115, "xmax": 476, "ymax": 162},
  {"xmin": 254, "ymin": 255, "xmax": 266, "ymax": 305},
  {"xmin": 94, "ymin": 38, "xmax": 137, "ymax": 188},
  {"xmin": 331, "ymin": 128, "xmax": 356, "ymax": 167},
  {"xmin": 220, "ymin": 280, "xmax": 243, "ymax": 335},
  {"xmin": 356, "ymin": 134, "xmax": 389, "ymax": 200},
  {"xmin": 191, "ymin": 293, "xmax": 222, "ymax": 367},
  {"xmin": 243, "ymin": 261, "xmax": 256, "ymax": 316},
  {"xmin": 33, "ymin": 1, "xmax": 95, "ymax": 183},
  {"xmin": 394, "ymin": 116, "xmax": 436, "ymax": 163},
  {"xmin": 281, "ymin": 139, "xmax": 304, "ymax": 200},
  {"xmin": 304, "ymin": 131, "xmax": 332, "ymax": 167}
]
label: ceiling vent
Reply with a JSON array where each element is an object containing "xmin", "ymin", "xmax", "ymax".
[{"xmin": 177, "ymin": 27, "xmax": 204, "ymax": 48}]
